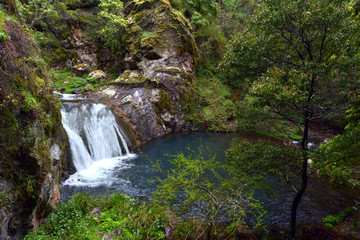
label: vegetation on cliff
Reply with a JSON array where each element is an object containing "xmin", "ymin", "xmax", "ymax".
[{"xmin": 0, "ymin": 6, "xmax": 68, "ymax": 238}]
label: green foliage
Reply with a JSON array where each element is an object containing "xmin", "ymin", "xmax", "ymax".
[
  {"xmin": 0, "ymin": 27, "xmax": 10, "ymax": 40},
  {"xmin": 141, "ymin": 31, "xmax": 155, "ymax": 39},
  {"xmin": 51, "ymin": 69, "xmax": 106, "ymax": 93},
  {"xmin": 226, "ymin": 139, "xmax": 302, "ymax": 185},
  {"xmin": 221, "ymin": 0, "xmax": 358, "ymax": 97},
  {"xmin": 152, "ymin": 147, "xmax": 267, "ymax": 238},
  {"xmin": 221, "ymin": 1, "xmax": 359, "ymax": 236},
  {"xmin": 194, "ymin": 75, "xmax": 237, "ymax": 131},
  {"xmin": 98, "ymin": 0, "xmax": 127, "ymax": 53},
  {"xmin": 16, "ymin": 0, "xmax": 58, "ymax": 28},
  {"xmin": 24, "ymin": 196, "xmax": 93, "ymax": 239},
  {"xmin": 323, "ymin": 207, "xmax": 353, "ymax": 228},
  {"xmin": 315, "ymin": 100, "xmax": 360, "ymax": 186},
  {"xmin": 0, "ymin": 7, "xmax": 10, "ymax": 40},
  {"xmin": 22, "ymin": 91, "xmax": 42, "ymax": 112},
  {"xmin": 25, "ymin": 193, "xmax": 169, "ymax": 240},
  {"xmin": 154, "ymin": 90, "xmax": 173, "ymax": 114},
  {"xmin": 171, "ymin": 0, "xmax": 219, "ymax": 28}
]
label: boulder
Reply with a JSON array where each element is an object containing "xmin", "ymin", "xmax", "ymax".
[
  {"xmin": 84, "ymin": 84, "xmax": 93, "ymax": 92},
  {"xmin": 73, "ymin": 63, "xmax": 89, "ymax": 76},
  {"xmin": 72, "ymin": 88, "xmax": 82, "ymax": 94},
  {"xmin": 123, "ymin": 0, "xmax": 198, "ymax": 77},
  {"xmin": 88, "ymin": 70, "xmax": 106, "ymax": 80}
]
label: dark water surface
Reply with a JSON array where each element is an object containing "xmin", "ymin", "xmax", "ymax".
[{"xmin": 62, "ymin": 132, "xmax": 360, "ymax": 228}]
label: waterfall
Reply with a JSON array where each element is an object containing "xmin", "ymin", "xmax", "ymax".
[
  {"xmin": 60, "ymin": 98, "xmax": 136, "ymax": 187},
  {"xmin": 61, "ymin": 101, "xmax": 130, "ymax": 170}
]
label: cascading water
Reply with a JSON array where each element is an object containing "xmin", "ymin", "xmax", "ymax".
[{"xmin": 60, "ymin": 96, "xmax": 136, "ymax": 188}]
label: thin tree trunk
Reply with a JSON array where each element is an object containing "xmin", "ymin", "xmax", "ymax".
[{"xmin": 290, "ymin": 117, "xmax": 310, "ymax": 238}]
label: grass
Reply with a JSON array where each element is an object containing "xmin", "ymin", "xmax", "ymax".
[
  {"xmin": 50, "ymin": 69, "xmax": 111, "ymax": 94},
  {"xmin": 24, "ymin": 193, "xmax": 169, "ymax": 240},
  {"xmin": 323, "ymin": 207, "xmax": 353, "ymax": 228}
]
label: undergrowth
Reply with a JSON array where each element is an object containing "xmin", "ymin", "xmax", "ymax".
[
  {"xmin": 323, "ymin": 207, "xmax": 353, "ymax": 228},
  {"xmin": 24, "ymin": 193, "xmax": 169, "ymax": 240},
  {"xmin": 51, "ymin": 69, "xmax": 111, "ymax": 93}
]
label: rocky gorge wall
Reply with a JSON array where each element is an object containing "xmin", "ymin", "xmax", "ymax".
[
  {"xmin": 90, "ymin": 0, "xmax": 200, "ymax": 143},
  {"xmin": 0, "ymin": 16, "xmax": 69, "ymax": 239}
]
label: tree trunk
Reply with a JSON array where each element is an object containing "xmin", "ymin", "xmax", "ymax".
[{"xmin": 289, "ymin": 117, "xmax": 310, "ymax": 238}]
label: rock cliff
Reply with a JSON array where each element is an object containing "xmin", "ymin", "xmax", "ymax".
[
  {"xmin": 91, "ymin": 0, "xmax": 199, "ymax": 143},
  {"xmin": 0, "ymin": 18, "xmax": 69, "ymax": 239}
]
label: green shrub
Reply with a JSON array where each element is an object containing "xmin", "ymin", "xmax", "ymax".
[
  {"xmin": 323, "ymin": 207, "xmax": 353, "ymax": 228},
  {"xmin": 25, "ymin": 193, "xmax": 169, "ymax": 239},
  {"xmin": 51, "ymin": 70, "xmax": 104, "ymax": 93},
  {"xmin": 0, "ymin": 27, "xmax": 10, "ymax": 40}
]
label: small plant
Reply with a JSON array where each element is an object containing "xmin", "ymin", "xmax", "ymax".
[
  {"xmin": 0, "ymin": 27, "xmax": 10, "ymax": 40},
  {"xmin": 323, "ymin": 207, "xmax": 353, "ymax": 228},
  {"xmin": 141, "ymin": 31, "xmax": 155, "ymax": 38}
]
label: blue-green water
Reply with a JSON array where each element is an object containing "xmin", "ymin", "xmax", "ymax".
[{"xmin": 62, "ymin": 132, "xmax": 360, "ymax": 228}]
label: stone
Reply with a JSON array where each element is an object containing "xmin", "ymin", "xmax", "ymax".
[
  {"xmin": 124, "ymin": 53, "xmax": 138, "ymax": 70},
  {"xmin": 113, "ymin": 228, "xmax": 122, "ymax": 235},
  {"xmin": 73, "ymin": 63, "xmax": 89, "ymax": 76},
  {"xmin": 120, "ymin": 95, "xmax": 133, "ymax": 105},
  {"xmin": 123, "ymin": 0, "xmax": 198, "ymax": 77},
  {"xmin": 84, "ymin": 84, "xmax": 93, "ymax": 92},
  {"xmin": 115, "ymin": 70, "xmax": 142, "ymax": 82},
  {"xmin": 161, "ymin": 112, "xmax": 173, "ymax": 123},
  {"xmin": 88, "ymin": 70, "xmax": 106, "ymax": 80},
  {"xmin": 49, "ymin": 185, "xmax": 61, "ymax": 209},
  {"xmin": 72, "ymin": 88, "xmax": 82, "ymax": 94},
  {"xmin": 149, "ymin": 89, "xmax": 160, "ymax": 102},
  {"xmin": 91, "ymin": 207, "xmax": 102, "ymax": 217},
  {"xmin": 101, "ymin": 86, "xmax": 117, "ymax": 98},
  {"xmin": 0, "ymin": 181, "xmax": 13, "ymax": 193},
  {"xmin": 87, "ymin": 0, "xmax": 198, "ymax": 144},
  {"xmin": 165, "ymin": 226, "xmax": 173, "ymax": 238},
  {"xmin": 50, "ymin": 144, "xmax": 61, "ymax": 161},
  {"xmin": 1, "ymin": 207, "xmax": 11, "ymax": 240},
  {"xmin": 104, "ymin": 234, "xmax": 113, "ymax": 240}
]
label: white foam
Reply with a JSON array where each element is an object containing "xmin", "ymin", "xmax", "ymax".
[
  {"xmin": 54, "ymin": 92, "xmax": 87, "ymax": 101},
  {"xmin": 63, "ymin": 154, "xmax": 137, "ymax": 187}
]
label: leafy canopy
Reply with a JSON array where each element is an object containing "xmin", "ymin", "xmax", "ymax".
[{"xmin": 152, "ymin": 147, "xmax": 267, "ymax": 238}]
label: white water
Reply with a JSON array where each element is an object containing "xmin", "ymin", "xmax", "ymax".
[{"xmin": 61, "ymin": 100, "xmax": 136, "ymax": 187}]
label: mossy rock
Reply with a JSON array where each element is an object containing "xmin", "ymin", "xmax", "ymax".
[
  {"xmin": 0, "ymin": 17, "xmax": 68, "ymax": 239},
  {"xmin": 123, "ymin": 0, "xmax": 198, "ymax": 71}
]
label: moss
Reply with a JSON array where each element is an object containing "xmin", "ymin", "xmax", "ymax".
[
  {"xmin": 0, "ymin": 16, "xmax": 65, "ymax": 230},
  {"xmin": 154, "ymin": 90, "xmax": 173, "ymax": 114},
  {"xmin": 124, "ymin": 0, "xmax": 198, "ymax": 65}
]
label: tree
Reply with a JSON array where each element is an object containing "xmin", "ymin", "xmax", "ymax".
[
  {"xmin": 16, "ymin": 0, "xmax": 58, "ymax": 28},
  {"xmin": 222, "ymin": 0, "xmax": 358, "ymax": 237},
  {"xmin": 170, "ymin": 0, "xmax": 220, "ymax": 28},
  {"xmin": 97, "ymin": 0, "xmax": 127, "ymax": 53},
  {"xmin": 316, "ymin": 100, "xmax": 360, "ymax": 186},
  {"xmin": 151, "ymin": 147, "xmax": 266, "ymax": 239}
]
